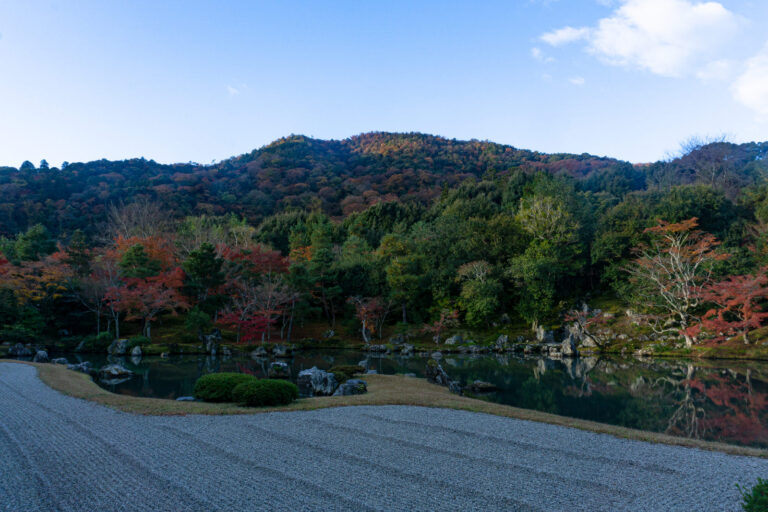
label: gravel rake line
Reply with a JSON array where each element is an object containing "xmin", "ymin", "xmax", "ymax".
[
  {"xmin": 157, "ymin": 423, "xmax": 383, "ymax": 512},
  {"xmin": 307, "ymin": 417, "xmax": 637, "ymax": 499},
  {"xmin": 358, "ymin": 410, "xmax": 682, "ymax": 475},
  {"xmin": 236, "ymin": 421, "xmax": 548, "ymax": 511}
]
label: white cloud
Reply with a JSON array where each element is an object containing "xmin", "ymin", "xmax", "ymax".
[
  {"xmin": 733, "ymin": 45, "xmax": 768, "ymax": 117},
  {"xmin": 226, "ymin": 85, "xmax": 240, "ymax": 97},
  {"xmin": 540, "ymin": 26, "xmax": 590, "ymax": 47},
  {"xmin": 531, "ymin": 47, "xmax": 554, "ymax": 63},
  {"xmin": 569, "ymin": 76, "xmax": 586, "ymax": 86},
  {"xmin": 695, "ymin": 59, "xmax": 734, "ymax": 82},
  {"xmin": 540, "ymin": 0, "xmax": 740, "ymax": 77}
]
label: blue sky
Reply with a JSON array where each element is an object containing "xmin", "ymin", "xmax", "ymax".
[{"xmin": 0, "ymin": 0, "xmax": 766, "ymax": 166}]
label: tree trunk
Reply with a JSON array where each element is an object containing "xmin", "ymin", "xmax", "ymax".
[
  {"xmin": 287, "ymin": 299, "xmax": 295, "ymax": 342},
  {"xmin": 402, "ymin": 302, "xmax": 407, "ymax": 324}
]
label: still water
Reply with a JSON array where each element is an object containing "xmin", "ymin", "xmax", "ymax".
[{"xmin": 65, "ymin": 350, "xmax": 768, "ymax": 448}]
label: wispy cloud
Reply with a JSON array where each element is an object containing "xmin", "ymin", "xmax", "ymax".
[
  {"xmin": 540, "ymin": 26, "xmax": 590, "ymax": 47},
  {"xmin": 733, "ymin": 44, "xmax": 768, "ymax": 117},
  {"xmin": 538, "ymin": 0, "xmax": 768, "ymax": 117},
  {"xmin": 531, "ymin": 47, "xmax": 554, "ymax": 63},
  {"xmin": 569, "ymin": 76, "xmax": 586, "ymax": 86},
  {"xmin": 226, "ymin": 85, "xmax": 240, "ymax": 97}
]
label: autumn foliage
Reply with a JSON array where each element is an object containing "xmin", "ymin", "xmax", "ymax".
[{"xmin": 700, "ymin": 271, "xmax": 768, "ymax": 344}]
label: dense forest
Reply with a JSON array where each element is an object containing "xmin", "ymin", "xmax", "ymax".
[{"xmin": 2, "ymin": 132, "xmax": 768, "ymax": 353}]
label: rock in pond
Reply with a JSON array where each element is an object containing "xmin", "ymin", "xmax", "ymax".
[
  {"xmin": 32, "ymin": 350, "xmax": 49, "ymax": 363},
  {"xmin": 8, "ymin": 343, "xmax": 33, "ymax": 357},
  {"xmin": 107, "ymin": 339, "xmax": 129, "ymax": 356},
  {"xmin": 467, "ymin": 380, "xmax": 497, "ymax": 393},
  {"xmin": 495, "ymin": 335, "xmax": 509, "ymax": 351},
  {"xmin": 333, "ymin": 379, "xmax": 367, "ymax": 396},
  {"xmin": 51, "ymin": 357, "xmax": 69, "ymax": 365},
  {"xmin": 251, "ymin": 346, "xmax": 268, "ymax": 358},
  {"xmin": 98, "ymin": 364, "xmax": 134, "ymax": 385},
  {"xmin": 67, "ymin": 361, "xmax": 92, "ymax": 373},
  {"xmin": 131, "ymin": 346, "xmax": 142, "ymax": 358},
  {"xmin": 199, "ymin": 328, "xmax": 222, "ymax": 355},
  {"xmin": 268, "ymin": 361, "xmax": 291, "ymax": 379},
  {"xmin": 561, "ymin": 335, "xmax": 579, "ymax": 358},
  {"xmin": 272, "ymin": 344, "xmax": 292, "ymax": 358},
  {"xmin": 400, "ymin": 344, "xmax": 414, "ymax": 356},
  {"xmin": 426, "ymin": 360, "xmax": 462, "ymax": 395},
  {"xmin": 297, "ymin": 367, "xmax": 339, "ymax": 397},
  {"xmin": 176, "ymin": 396, "xmax": 197, "ymax": 402}
]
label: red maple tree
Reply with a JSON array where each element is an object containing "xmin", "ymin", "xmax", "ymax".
[
  {"xmin": 700, "ymin": 271, "xmax": 768, "ymax": 344},
  {"xmin": 105, "ymin": 267, "xmax": 189, "ymax": 339}
]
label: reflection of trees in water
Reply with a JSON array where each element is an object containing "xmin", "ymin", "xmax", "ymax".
[{"xmin": 655, "ymin": 363, "xmax": 707, "ymax": 440}]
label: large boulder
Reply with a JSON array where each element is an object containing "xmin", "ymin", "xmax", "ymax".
[
  {"xmin": 32, "ymin": 350, "xmax": 50, "ymax": 363},
  {"xmin": 444, "ymin": 335, "xmax": 462, "ymax": 346},
  {"xmin": 272, "ymin": 344, "xmax": 292, "ymax": 358},
  {"xmin": 332, "ymin": 379, "xmax": 367, "ymax": 396},
  {"xmin": 107, "ymin": 339, "xmax": 129, "ymax": 356},
  {"xmin": 131, "ymin": 346, "xmax": 142, "ymax": 358},
  {"xmin": 535, "ymin": 326, "xmax": 555, "ymax": 344},
  {"xmin": 400, "ymin": 344, "xmax": 414, "ymax": 356},
  {"xmin": 561, "ymin": 334, "xmax": 579, "ymax": 358},
  {"xmin": 199, "ymin": 328, "xmax": 222, "ymax": 355},
  {"xmin": 51, "ymin": 357, "xmax": 69, "ymax": 365},
  {"xmin": 495, "ymin": 335, "xmax": 509, "ymax": 351},
  {"xmin": 97, "ymin": 364, "xmax": 134, "ymax": 385},
  {"xmin": 250, "ymin": 346, "xmax": 268, "ymax": 359},
  {"xmin": 297, "ymin": 367, "xmax": 339, "ymax": 397},
  {"xmin": 8, "ymin": 343, "xmax": 33, "ymax": 357},
  {"xmin": 425, "ymin": 360, "xmax": 451, "ymax": 387},
  {"xmin": 268, "ymin": 361, "xmax": 291, "ymax": 379}
]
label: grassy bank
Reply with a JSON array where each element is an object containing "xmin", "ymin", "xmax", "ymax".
[{"xmin": 3, "ymin": 359, "xmax": 767, "ymax": 459}]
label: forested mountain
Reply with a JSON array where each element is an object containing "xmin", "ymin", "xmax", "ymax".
[
  {"xmin": 10, "ymin": 132, "xmax": 764, "ymax": 238},
  {"xmin": 2, "ymin": 132, "xmax": 768, "ymax": 351}
]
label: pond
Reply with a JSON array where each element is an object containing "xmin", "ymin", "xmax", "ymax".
[{"xmin": 51, "ymin": 350, "xmax": 768, "ymax": 448}]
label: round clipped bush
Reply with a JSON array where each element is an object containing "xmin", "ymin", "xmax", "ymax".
[
  {"xmin": 328, "ymin": 365, "xmax": 365, "ymax": 383},
  {"xmin": 193, "ymin": 372, "xmax": 258, "ymax": 402},
  {"xmin": 231, "ymin": 379, "xmax": 299, "ymax": 407}
]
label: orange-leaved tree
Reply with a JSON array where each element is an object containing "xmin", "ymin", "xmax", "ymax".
[{"xmin": 700, "ymin": 271, "xmax": 768, "ymax": 344}]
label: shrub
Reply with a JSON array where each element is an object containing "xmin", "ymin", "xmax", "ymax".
[
  {"xmin": 231, "ymin": 379, "xmax": 299, "ymax": 407},
  {"xmin": 128, "ymin": 336, "xmax": 151, "ymax": 349},
  {"xmin": 80, "ymin": 332, "xmax": 114, "ymax": 352},
  {"xmin": 738, "ymin": 478, "xmax": 768, "ymax": 512},
  {"xmin": 193, "ymin": 372, "xmax": 257, "ymax": 402},
  {"xmin": 329, "ymin": 365, "xmax": 365, "ymax": 383},
  {"xmin": 185, "ymin": 307, "xmax": 212, "ymax": 334}
]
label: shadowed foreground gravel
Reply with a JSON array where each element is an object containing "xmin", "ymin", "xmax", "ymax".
[{"xmin": 1, "ymin": 363, "xmax": 767, "ymax": 511}]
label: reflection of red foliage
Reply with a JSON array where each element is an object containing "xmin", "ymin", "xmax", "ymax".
[
  {"xmin": 0, "ymin": 254, "xmax": 8, "ymax": 275},
  {"xmin": 692, "ymin": 374, "xmax": 768, "ymax": 446}
]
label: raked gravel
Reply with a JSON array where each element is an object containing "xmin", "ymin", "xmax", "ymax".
[{"xmin": 0, "ymin": 362, "xmax": 766, "ymax": 511}]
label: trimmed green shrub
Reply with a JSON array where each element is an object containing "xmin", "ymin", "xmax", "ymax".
[
  {"xmin": 738, "ymin": 478, "xmax": 768, "ymax": 512},
  {"xmin": 128, "ymin": 336, "xmax": 151, "ymax": 349},
  {"xmin": 193, "ymin": 372, "xmax": 257, "ymax": 402},
  {"xmin": 79, "ymin": 332, "xmax": 114, "ymax": 352},
  {"xmin": 231, "ymin": 379, "xmax": 299, "ymax": 407},
  {"xmin": 329, "ymin": 365, "xmax": 365, "ymax": 383}
]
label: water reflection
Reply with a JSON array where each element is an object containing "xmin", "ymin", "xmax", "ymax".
[{"xmin": 64, "ymin": 350, "xmax": 768, "ymax": 448}]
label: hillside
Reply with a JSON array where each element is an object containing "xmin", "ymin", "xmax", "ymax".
[
  {"xmin": 0, "ymin": 133, "xmax": 629, "ymax": 238},
  {"xmin": 0, "ymin": 132, "xmax": 766, "ymax": 240}
]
